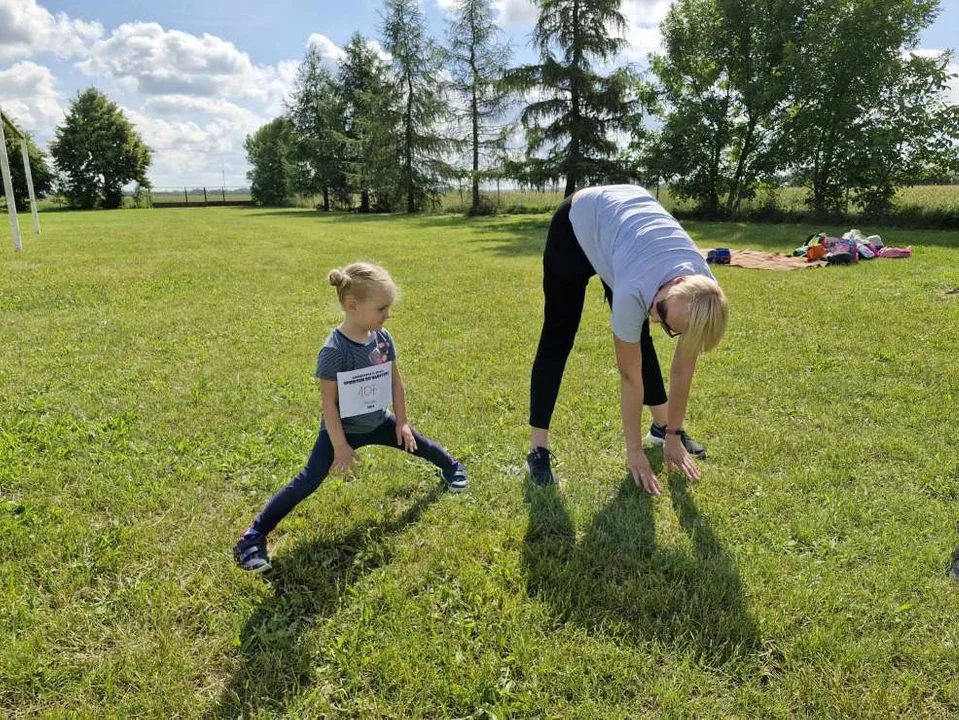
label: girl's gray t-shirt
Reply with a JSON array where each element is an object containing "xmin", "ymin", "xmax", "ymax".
[
  {"xmin": 568, "ymin": 185, "xmax": 715, "ymax": 343},
  {"xmin": 316, "ymin": 328, "xmax": 397, "ymax": 434}
]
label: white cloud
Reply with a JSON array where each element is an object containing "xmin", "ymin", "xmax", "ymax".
[
  {"xmin": 307, "ymin": 33, "xmax": 346, "ymax": 69},
  {"xmin": 0, "ymin": 0, "xmax": 102, "ymax": 62},
  {"xmin": 435, "ymin": 0, "xmax": 459, "ymax": 13},
  {"xmin": 77, "ymin": 22, "xmax": 294, "ymax": 109},
  {"xmin": 493, "ymin": 0, "xmax": 538, "ymax": 29},
  {"xmin": 619, "ymin": 0, "xmax": 671, "ymax": 62},
  {"xmin": 0, "ymin": 61, "xmax": 64, "ymax": 141},
  {"xmin": 125, "ymin": 107, "xmax": 265, "ymax": 188}
]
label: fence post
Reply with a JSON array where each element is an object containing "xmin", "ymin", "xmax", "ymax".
[
  {"xmin": 222, "ymin": 187, "xmax": 226, "ymax": 203},
  {"xmin": 203, "ymin": 187, "xmax": 208, "ymax": 205},
  {"xmin": 184, "ymin": 187, "xmax": 188, "ymax": 204}
]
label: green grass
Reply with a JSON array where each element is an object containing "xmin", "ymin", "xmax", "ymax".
[{"xmin": 2, "ymin": 208, "xmax": 958, "ymax": 717}]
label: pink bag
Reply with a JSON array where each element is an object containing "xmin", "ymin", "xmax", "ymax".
[{"xmin": 877, "ymin": 246, "xmax": 912, "ymax": 259}]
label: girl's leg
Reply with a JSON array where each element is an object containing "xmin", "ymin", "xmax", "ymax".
[
  {"xmin": 365, "ymin": 415, "xmax": 458, "ymax": 470},
  {"xmin": 251, "ymin": 429, "xmax": 335, "ymax": 535}
]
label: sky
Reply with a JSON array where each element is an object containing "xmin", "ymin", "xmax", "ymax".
[{"xmin": 1, "ymin": 0, "xmax": 956, "ymax": 188}]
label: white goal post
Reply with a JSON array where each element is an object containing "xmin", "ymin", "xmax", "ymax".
[{"xmin": 0, "ymin": 106, "xmax": 41, "ymax": 252}]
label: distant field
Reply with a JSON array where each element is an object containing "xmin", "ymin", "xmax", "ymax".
[{"xmin": 23, "ymin": 184, "xmax": 958, "ymax": 217}]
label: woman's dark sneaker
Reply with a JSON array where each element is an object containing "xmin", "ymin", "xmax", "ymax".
[
  {"xmin": 949, "ymin": 545, "xmax": 959, "ymax": 581},
  {"xmin": 442, "ymin": 462, "xmax": 469, "ymax": 493},
  {"xmin": 233, "ymin": 531, "xmax": 271, "ymax": 573},
  {"xmin": 644, "ymin": 422, "xmax": 707, "ymax": 459},
  {"xmin": 526, "ymin": 447, "xmax": 556, "ymax": 486}
]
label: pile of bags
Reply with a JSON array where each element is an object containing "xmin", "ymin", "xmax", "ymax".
[{"xmin": 793, "ymin": 229, "xmax": 911, "ymax": 264}]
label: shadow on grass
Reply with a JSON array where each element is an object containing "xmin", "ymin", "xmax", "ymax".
[
  {"xmin": 213, "ymin": 483, "xmax": 444, "ymax": 718},
  {"xmin": 522, "ymin": 460, "xmax": 760, "ymax": 667}
]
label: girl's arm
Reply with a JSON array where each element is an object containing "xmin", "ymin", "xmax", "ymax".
[
  {"xmin": 391, "ymin": 361, "xmax": 417, "ymax": 452},
  {"xmin": 321, "ymin": 378, "xmax": 355, "ymax": 474}
]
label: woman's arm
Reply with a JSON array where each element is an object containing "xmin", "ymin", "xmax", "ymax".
[
  {"xmin": 664, "ymin": 349, "xmax": 701, "ymax": 481},
  {"xmin": 614, "ymin": 335, "xmax": 661, "ymax": 495}
]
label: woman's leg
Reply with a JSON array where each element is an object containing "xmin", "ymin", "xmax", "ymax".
[{"xmin": 529, "ymin": 197, "xmax": 595, "ymax": 447}]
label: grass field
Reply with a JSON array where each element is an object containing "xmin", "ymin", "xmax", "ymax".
[{"xmin": 2, "ymin": 208, "xmax": 958, "ymax": 717}]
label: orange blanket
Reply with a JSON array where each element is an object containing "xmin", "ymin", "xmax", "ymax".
[{"xmin": 698, "ymin": 248, "xmax": 826, "ymax": 270}]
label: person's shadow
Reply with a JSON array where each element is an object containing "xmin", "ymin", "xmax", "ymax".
[
  {"xmin": 214, "ymin": 483, "xmax": 444, "ymax": 718},
  {"xmin": 522, "ymin": 456, "xmax": 760, "ymax": 666}
]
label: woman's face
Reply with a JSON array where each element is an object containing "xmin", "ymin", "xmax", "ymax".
[{"xmin": 653, "ymin": 292, "xmax": 689, "ymax": 337}]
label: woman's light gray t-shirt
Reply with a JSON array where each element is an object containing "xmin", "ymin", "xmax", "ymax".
[
  {"xmin": 568, "ymin": 185, "xmax": 715, "ymax": 343},
  {"xmin": 316, "ymin": 328, "xmax": 397, "ymax": 434}
]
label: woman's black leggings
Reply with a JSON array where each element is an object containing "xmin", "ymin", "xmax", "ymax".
[{"xmin": 529, "ymin": 196, "xmax": 668, "ymax": 429}]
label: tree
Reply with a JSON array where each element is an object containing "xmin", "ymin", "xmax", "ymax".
[
  {"xmin": 447, "ymin": 0, "xmax": 513, "ymax": 213},
  {"xmin": 650, "ymin": 0, "xmax": 799, "ymax": 216},
  {"xmin": 504, "ymin": 0, "xmax": 642, "ymax": 197},
  {"xmin": 245, "ymin": 116, "xmax": 297, "ymax": 206},
  {"xmin": 382, "ymin": 0, "xmax": 455, "ymax": 212},
  {"xmin": 786, "ymin": 0, "xmax": 942, "ymax": 217},
  {"xmin": 0, "ymin": 131, "xmax": 54, "ymax": 209},
  {"xmin": 848, "ymin": 51, "xmax": 959, "ymax": 215},
  {"xmin": 287, "ymin": 44, "xmax": 348, "ymax": 211},
  {"xmin": 337, "ymin": 34, "xmax": 403, "ymax": 212},
  {"xmin": 50, "ymin": 88, "xmax": 151, "ymax": 209}
]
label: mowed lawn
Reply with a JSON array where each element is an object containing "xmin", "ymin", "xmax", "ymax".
[{"xmin": 2, "ymin": 208, "xmax": 958, "ymax": 718}]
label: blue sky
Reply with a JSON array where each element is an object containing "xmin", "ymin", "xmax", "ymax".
[{"xmin": 1, "ymin": 0, "xmax": 956, "ymax": 187}]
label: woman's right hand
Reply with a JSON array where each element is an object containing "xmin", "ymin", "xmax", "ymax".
[
  {"xmin": 332, "ymin": 444, "xmax": 357, "ymax": 477},
  {"xmin": 627, "ymin": 446, "xmax": 662, "ymax": 495}
]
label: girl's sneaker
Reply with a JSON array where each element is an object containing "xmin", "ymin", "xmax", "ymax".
[
  {"xmin": 442, "ymin": 462, "xmax": 469, "ymax": 493},
  {"xmin": 949, "ymin": 546, "xmax": 959, "ymax": 581},
  {"xmin": 233, "ymin": 531, "xmax": 271, "ymax": 573}
]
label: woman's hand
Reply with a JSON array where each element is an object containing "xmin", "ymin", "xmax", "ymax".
[
  {"xmin": 627, "ymin": 446, "xmax": 662, "ymax": 495},
  {"xmin": 331, "ymin": 443, "xmax": 357, "ymax": 477},
  {"xmin": 664, "ymin": 436, "xmax": 701, "ymax": 482},
  {"xmin": 396, "ymin": 422, "xmax": 418, "ymax": 453}
]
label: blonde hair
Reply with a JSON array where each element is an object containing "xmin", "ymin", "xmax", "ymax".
[
  {"xmin": 327, "ymin": 262, "xmax": 397, "ymax": 305},
  {"xmin": 669, "ymin": 276, "xmax": 728, "ymax": 355}
]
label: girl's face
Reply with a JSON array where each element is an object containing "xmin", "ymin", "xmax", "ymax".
[{"xmin": 346, "ymin": 287, "xmax": 394, "ymax": 332}]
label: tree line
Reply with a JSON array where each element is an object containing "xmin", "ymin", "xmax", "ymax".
[
  {"xmin": 249, "ymin": 0, "xmax": 959, "ymax": 218},
  {"xmin": 3, "ymin": 0, "xmax": 956, "ymax": 218}
]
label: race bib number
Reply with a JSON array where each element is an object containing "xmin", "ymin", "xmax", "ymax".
[{"xmin": 336, "ymin": 362, "xmax": 392, "ymax": 418}]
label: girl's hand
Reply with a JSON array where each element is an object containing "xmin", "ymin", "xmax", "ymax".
[
  {"xmin": 396, "ymin": 422, "xmax": 417, "ymax": 453},
  {"xmin": 332, "ymin": 444, "xmax": 357, "ymax": 477}
]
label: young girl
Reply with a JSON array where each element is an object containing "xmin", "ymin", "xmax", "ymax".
[{"xmin": 233, "ymin": 262, "xmax": 467, "ymax": 572}]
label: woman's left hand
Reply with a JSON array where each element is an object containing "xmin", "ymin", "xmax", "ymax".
[
  {"xmin": 664, "ymin": 436, "xmax": 701, "ymax": 482},
  {"xmin": 396, "ymin": 422, "xmax": 418, "ymax": 453}
]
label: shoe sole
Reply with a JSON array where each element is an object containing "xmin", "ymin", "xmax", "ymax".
[
  {"xmin": 445, "ymin": 483, "xmax": 467, "ymax": 493},
  {"xmin": 643, "ymin": 432, "xmax": 706, "ymax": 459},
  {"xmin": 525, "ymin": 459, "xmax": 556, "ymax": 486}
]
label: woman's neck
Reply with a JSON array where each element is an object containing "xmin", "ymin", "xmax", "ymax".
[{"xmin": 338, "ymin": 318, "xmax": 372, "ymax": 344}]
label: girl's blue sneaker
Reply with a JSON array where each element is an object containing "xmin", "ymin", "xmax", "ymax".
[
  {"xmin": 233, "ymin": 531, "xmax": 271, "ymax": 573},
  {"xmin": 442, "ymin": 462, "xmax": 469, "ymax": 493}
]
